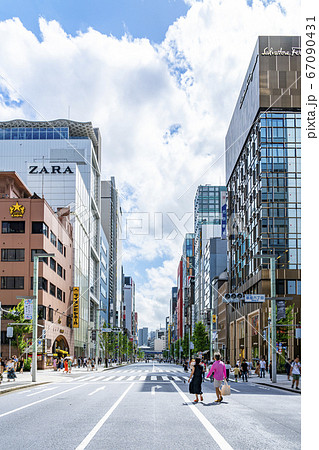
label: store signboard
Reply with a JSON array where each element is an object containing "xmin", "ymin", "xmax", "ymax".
[{"xmin": 73, "ymin": 287, "xmax": 79, "ymax": 328}]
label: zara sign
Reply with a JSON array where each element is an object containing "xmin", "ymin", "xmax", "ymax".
[{"xmin": 28, "ymin": 165, "xmax": 74, "ymax": 174}]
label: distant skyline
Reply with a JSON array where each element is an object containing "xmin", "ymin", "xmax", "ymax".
[{"xmin": 0, "ymin": 0, "xmax": 301, "ymax": 330}]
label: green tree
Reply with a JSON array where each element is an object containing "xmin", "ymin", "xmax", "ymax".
[
  {"xmin": 8, "ymin": 300, "xmax": 32, "ymax": 355},
  {"xmin": 277, "ymin": 304, "xmax": 295, "ymax": 372},
  {"xmin": 192, "ymin": 322, "xmax": 209, "ymax": 354},
  {"xmin": 182, "ymin": 333, "xmax": 189, "ymax": 358}
]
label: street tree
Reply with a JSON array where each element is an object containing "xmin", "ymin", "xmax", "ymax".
[
  {"xmin": 8, "ymin": 300, "xmax": 32, "ymax": 355},
  {"xmin": 192, "ymin": 322, "xmax": 209, "ymax": 354}
]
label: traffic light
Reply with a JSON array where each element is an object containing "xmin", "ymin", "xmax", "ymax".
[
  {"xmin": 42, "ymin": 329, "xmax": 46, "ymax": 339},
  {"xmin": 91, "ymin": 330, "xmax": 96, "ymax": 341},
  {"xmin": 223, "ymin": 293, "xmax": 244, "ymax": 303},
  {"xmin": 212, "ymin": 314, "xmax": 217, "ymax": 323}
]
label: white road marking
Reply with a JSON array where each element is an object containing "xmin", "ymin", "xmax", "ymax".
[
  {"xmin": 139, "ymin": 376, "xmax": 146, "ymax": 381},
  {"xmin": 150, "ymin": 376, "xmax": 157, "ymax": 381},
  {"xmin": 103, "ymin": 376, "xmax": 115, "ymax": 382},
  {"xmin": 26, "ymin": 387, "xmax": 58, "ymax": 397},
  {"xmin": 127, "ymin": 376, "xmax": 136, "ymax": 381},
  {"xmin": 230, "ymin": 387, "xmax": 240, "ymax": 392},
  {"xmin": 172, "ymin": 376, "xmax": 181, "ymax": 381},
  {"xmin": 88, "ymin": 386, "xmax": 105, "ymax": 396},
  {"xmin": 162, "ymin": 376, "xmax": 169, "ymax": 381},
  {"xmin": 170, "ymin": 381, "xmax": 233, "ymax": 450},
  {"xmin": 0, "ymin": 384, "xmax": 86, "ymax": 418},
  {"xmin": 151, "ymin": 385, "xmax": 162, "ymax": 396},
  {"xmin": 76, "ymin": 383, "xmax": 135, "ymax": 450},
  {"xmin": 115, "ymin": 376, "xmax": 126, "ymax": 381}
]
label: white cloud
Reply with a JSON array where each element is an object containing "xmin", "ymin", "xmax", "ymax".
[{"xmin": 0, "ymin": 0, "xmax": 301, "ymax": 330}]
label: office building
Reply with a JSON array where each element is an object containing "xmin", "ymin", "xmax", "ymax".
[
  {"xmin": 100, "ymin": 227, "xmax": 109, "ymax": 329},
  {"xmin": 138, "ymin": 327, "xmax": 148, "ymax": 347},
  {"xmin": 0, "ymin": 119, "xmax": 101, "ymax": 358},
  {"xmin": 0, "ymin": 172, "xmax": 73, "ymax": 366},
  {"xmin": 101, "ymin": 178, "xmax": 122, "ymax": 329},
  {"xmin": 194, "ymin": 185, "xmax": 226, "ymax": 324},
  {"xmin": 225, "ymin": 36, "xmax": 301, "ymax": 363},
  {"xmin": 123, "ymin": 276, "xmax": 135, "ymax": 339}
]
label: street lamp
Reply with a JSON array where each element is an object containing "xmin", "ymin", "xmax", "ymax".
[
  {"xmin": 32, "ymin": 252, "xmax": 55, "ymax": 382},
  {"xmin": 253, "ymin": 254, "xmax": 277, "ymax": 382}
]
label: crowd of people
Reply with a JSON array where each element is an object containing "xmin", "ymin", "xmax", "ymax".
[
  {"xmin": 0, "ymin": 355, "xmax": 25, "ymax": 383},
  {"xmin": 183, "ymin": 353, "xmax": 301, "ymax": 402}
]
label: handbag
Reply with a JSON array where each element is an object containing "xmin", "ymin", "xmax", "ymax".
[{"xmin": 221, "ymin": 380, "xmax": 231, "ymax": 396}]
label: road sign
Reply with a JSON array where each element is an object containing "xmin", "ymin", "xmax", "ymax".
[
  {"xmin": 7, "ymin": 327, "xmax": 13, "ymax": 338},
  {"xmin": 101, "ymin": 328, "xmax": 112, "ymax": 333},
  {"xmin": 245, "ymin": 294, "xmax": 265, "ymax": 303}
]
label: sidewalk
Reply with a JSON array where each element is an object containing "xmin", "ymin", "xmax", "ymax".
[
  {"xmin": 0, "ymin": 362, "xmax": 128, "ymax": 395},
  {"xmin": 229, "ymin": 372, "xmax": 301, "ymax": 393}
]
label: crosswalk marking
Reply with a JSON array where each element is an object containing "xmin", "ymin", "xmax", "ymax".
[
  {"xmin": 151, "ymin": 376, "xmax": 157, "ymax": 381},
  {"xmin": 162, "ymin": 376, "xmax": 169, "ymax": 381},
  {"xmin": 139, "ymin": 376, "xmax": 146, "ymax": 381},
  {"xmin": 127, "ymin": 376, "xmax": 136, "ymax": 381},
  {"xmin": 172, "ymin": 376, "xmax": 180, "ymax": 381},
  {"xmin": 104, "ymin": 376, "xmax": 115, "ymax": 382},
  {"xmin": 116, "ymin": 376, "xmax": 126, "ymax": 381}
]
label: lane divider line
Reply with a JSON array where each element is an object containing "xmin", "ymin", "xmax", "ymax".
[
  {"xmin": 0, "ymin": 384, "xmax": 86, "ymax": 418},
  {"xmin": 76, "ymin": 383, "xmax": 135, "ymax": 450},
  {"xmin": 170, "ymin": 381, "xmax": 233, "ymax": 450}
]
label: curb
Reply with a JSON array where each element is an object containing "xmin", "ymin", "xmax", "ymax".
[
  {"xmin": 254, "ymin": 382, "xmax": 301, "ymax": 394},
  {"xmin": 0, "ymin": 381, "xmax": 50, "ymax": 396}
]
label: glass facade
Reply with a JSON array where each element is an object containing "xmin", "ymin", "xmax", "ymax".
[
  {"xmin": 228, "ymin": 110, "xmax": 301, "ymax": 290},
  {"xmin": 0, "ymin": 127, "xmax": 69, "ymax": 140}
]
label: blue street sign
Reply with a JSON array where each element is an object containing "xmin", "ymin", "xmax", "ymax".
[{"xmin": 245, "ymin": 294, "xmax": 265, "ymax": 303}]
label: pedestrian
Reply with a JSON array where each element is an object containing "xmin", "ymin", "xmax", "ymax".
[
  {"xmin": 188, "ymin": 357, "xmax": 204, "ymax": 403},
  {"xmin": 285, "ymin": 359, "xmax": 292, "ymax": 380},
  {"xmin": 260, "ymin": 357, "xmax": 266, "ymax": 378},
  {"xmin": 290, "ymin": 356, "xmax": 301, "ymax": 390},
  {"xmin": 64, "ymin": 358, "xmax": 68, "ymax": 373},
  {"xmin": 68, "ymin": 358, "xmax": 72, "ymax": 374},
  {"xmin": 241, "ymin": 359, "xmax": 249, "ymax": 382},
  {"xmin": 255, "ymin": 361, "xmax": 260, "ymax": 377},
  {"xmin": 206, "ymin": 353, "xmax": 226, "ymax": 403},
  {"xmin": 201, "ymin": 360, "xmax": 206, "ymax": 382},
  {"xmin": 18, "ymin": 356, "xmax": 24, "ymax": 374},
  {"xmin": 53, "ymin": 358, "xmax": 57, "ymax": 371},
  {"xmin": 233, "ymin": 364, "xmax": 240, "ymax": 382},
  {"xmin": 6, "ymin": 358, "xmax": 17, "ymax": 382},
  {"xmin": 225, "ymin": 360, "xmax": 231, "ymax": 381}
]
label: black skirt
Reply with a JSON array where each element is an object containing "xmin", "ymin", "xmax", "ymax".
[{"xmin": 189, "ymin": 365, "xmax": 203, "ymax": 394}]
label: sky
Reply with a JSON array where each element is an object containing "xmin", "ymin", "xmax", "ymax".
[{"xmin": 0, "ymin": 0, "xmax": 301, "ymax": 331}]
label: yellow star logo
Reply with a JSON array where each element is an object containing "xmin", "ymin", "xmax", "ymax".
[{"xmin": 9, "ymin": 201, "xmax": 25, "ymax": 218}]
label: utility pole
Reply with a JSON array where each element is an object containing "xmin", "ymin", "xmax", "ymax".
[{"xmin": 32, "ymin": 253, "xmax": 55, "ymax": 382}]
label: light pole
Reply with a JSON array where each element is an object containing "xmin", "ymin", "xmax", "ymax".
[
  {"xmin": 32, "ymin": 252, "xmax": 55, "ymax": 382},
  {"xmin": 254, "ymin": 254, "xmax": 277, "ymax": 382}
]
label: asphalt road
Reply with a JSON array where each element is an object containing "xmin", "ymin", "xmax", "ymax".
[{"xmin": 0, "ymin": 362, "xmax": 301, "ymax": 449}]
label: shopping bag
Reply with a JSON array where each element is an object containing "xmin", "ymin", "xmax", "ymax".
[{"xmin": 221, "ymin": 381, "xmax": 231, "ymax": 396}]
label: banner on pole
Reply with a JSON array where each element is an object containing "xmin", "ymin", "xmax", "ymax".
[
  {"xmin": 73, "ymin": 287, "xmax": 79, "ymax": 328},
  {"xmin": 276, "ymin": 300, "xmax": 286, "ymax": 321},
  {"xmin": 24, "ymin": 299, "xmax": 33, "ymax": 320}
]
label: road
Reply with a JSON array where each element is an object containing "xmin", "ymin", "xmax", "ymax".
[{"xmin": 0, "ymin": 362, "xmax": 300, "ymax": 449}]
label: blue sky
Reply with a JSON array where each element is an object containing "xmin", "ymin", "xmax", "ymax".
[
  {"xmin": 0, "ymin": 0, "xmax": 301, "ymax": 330},
  {"xmin": 0, "ymin": 0, "xmax": 190, "ymax": 43}
]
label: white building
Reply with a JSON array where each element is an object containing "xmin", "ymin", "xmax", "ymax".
[{"xmin": 0, "ymin": 119, "xmax": 101, "ymax": 357}]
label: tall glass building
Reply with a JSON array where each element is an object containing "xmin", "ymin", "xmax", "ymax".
[
  {"xmin": 225, "ymin": 36, "xmax": 301, "ymax": 363},
  {"xmin": 194, "ymin": 185, "xmax": 226, "ymax": 324},
  {"xmin": 0, "ymin": 119, "xmax": 101, "ymax": 357}
]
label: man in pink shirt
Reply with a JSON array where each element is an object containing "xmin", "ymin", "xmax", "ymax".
[{"xmin": 206, "ymin": 353, "xmax": 226, "ymax": 402}]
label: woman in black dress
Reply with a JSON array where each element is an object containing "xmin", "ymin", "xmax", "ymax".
[{"xmin": 188, "ymin": 357, "xmax": 203, "ymax": 402}]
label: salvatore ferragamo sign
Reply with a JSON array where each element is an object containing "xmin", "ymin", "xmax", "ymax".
[{"xmin": 261, "ymin": 47, "xmax": 301, "ymax": 57}]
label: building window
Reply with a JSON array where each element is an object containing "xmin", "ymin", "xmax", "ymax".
[
  {"xmin": 50, "ymin": 231, "xmax": 57, "ymax": 247},
  {"xmin": 57, "ymin": 264, "xmax": 63, "ymax": 278},
  {"xmin": 38, "ymin": 305, "xmax": 46, "ymax": 320},
  {"xmin": 31, "ymin": 277, "xmax": 48, "ymax": 291},
  {"xmin": 31, "ymin": 249, "xmax": 48, "ymax": 264},
  {"xmin": 48, "ymin": 307, "xmax": 53, "ymax": 322},
  {"xmin": 287, "ymin": 280, "xmax": 296, "ymax": 295},
  {"xmin": 32, "ymin": 222, "xmax": 48, "ymax": 237},
  {"xmin": 1, "ymin": 276, "xmax": 24, "ymax": 289},
  {"xmin": 2, "ymin": 221, "xmax": 25, "ymax": 233},
  {"xmin": 63, "ymin": 291, "xmax": 65, "ymax": 303},
  {"xmin": 1, "ymin": 248, "xmax": 25, "ymax": 262},
  {"xmin": 58, "ymin": 240, "xmax": 63, "ymax": 254},
  {"xmin": 50, "ymin": 258, "xmax": 56, "ymax": 272},
  {"xmin": 50, "ymin": 283, "xmax": 56, "ymax": 297},
  {"xmin": 57, "ymin": 287, "xmax": 62, "ymax": 301}
]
